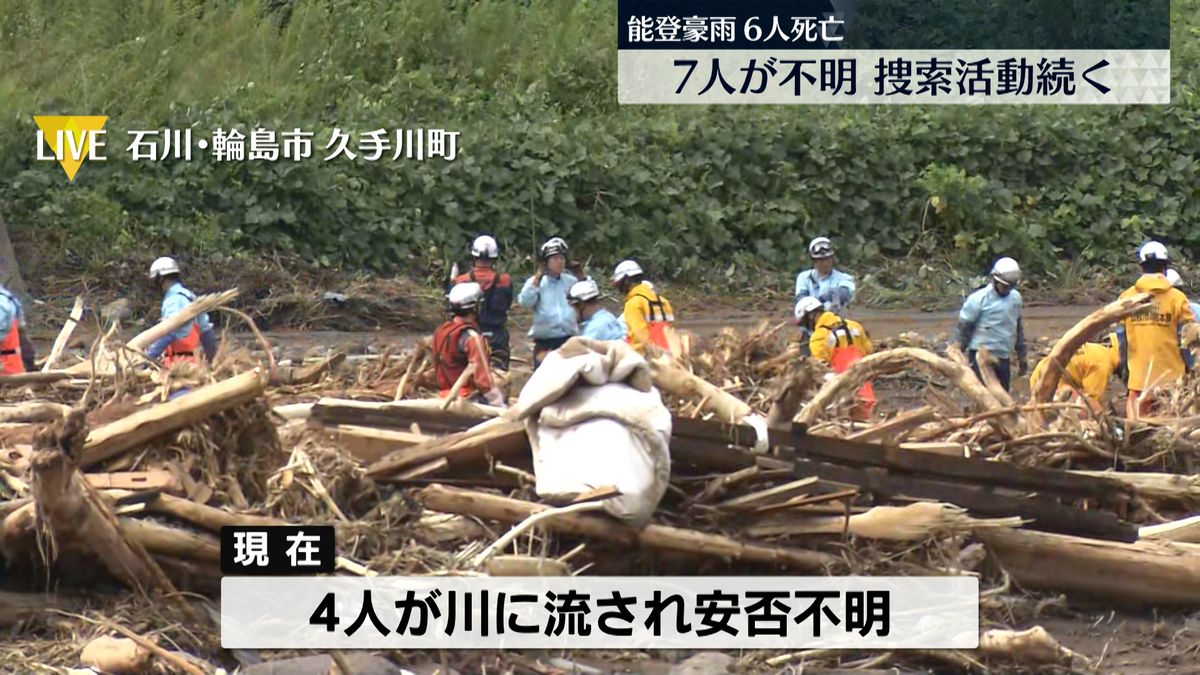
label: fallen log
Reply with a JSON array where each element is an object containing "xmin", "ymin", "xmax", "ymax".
[
  {"xmin": 844, "ymin": 406, "xmax": 937, "ymax": 443},
  {"xmin": 798, "ymin": 348, "xmax": 1002, "ymax": 426},
  {"xmin": 81, "ymin": 369, "xmax": 265, "ymax": 467},
  {"xmin": 747, "ymin": 502, "xmax": 1021, "ymax": 541},
  {"xmin": 0, "ymin": 401, "xmax": 71, "ymax": 423},
  {"xmin": 325, "ymin": 424, "xmax": 434, "ymax": 464},
  {"xmin": 311, "ymin": 397, "xmax": 499, "ymax": 433},
  {"xmin": 85, "ymin": 470, "xmax": 181, "ymax": 494},
  {"xmin": 42, "ymin": 296, "xmax": 84, "ymax": 372},
  {"xmin": 978, "ymin": 527, "xmax": 1200, "ymax": 607},
  {"xmin": 273, "ymin": 352, "xmax": 345, "ymax": 386},
  {"xmin": 1033, "ymin": 293, "xmax": 1152, "ymax": 404},
  {"xmin": 648, "ymin": 353, "xmax": 752, "ymax": 424},
  {"xmin": 420, "ymin": 483, "xmax": 841, "ymax": 572},
  {"xmin": 104, "ymin": 490, "xmax": 283, "ymax": 532},
  {"xmin": 117, "ymin": 518, "xmax": 221, "ymax": 563},
  {"xmin": 1071, "ymin": 470, "xmax": 1200, "ymax": 506},
  {"xmin": 1139, "ymin": 515, "xmax": 1200, "ymax": 543},
  {"xmin": 366, "ymin": 420, "xmax": 527, "ymax": 479},
  {"xmin": 0, "ymin": 371, "xmax": 74, "ymax": 387},
  {"xmin": 29, "ymin": 409, "xmax": 183, "ymax": 603}
]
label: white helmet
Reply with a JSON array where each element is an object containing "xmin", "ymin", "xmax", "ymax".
[
  {"xmin": 611, "ymin": 259, "xmax": 644, "ymax": 284},
  {"xmin": 1138, "ymin": 241, "xmax": 1169, "ymax": 263},
  {"xmin": 539, "ymin": 237, "xmax": 569, "ymax": 260},
  {"xmin": 990, "ymin": 257, "xmax": 1021, "ymax": 287},
  {"xmin": 1166, "ymin": 268, "xmax": 1183, "ymax": 287},
  {"xmin": 808, "ymin": 237, "xmax": 834, "ymax": 259},
  {"xmin": 149, "ymin": 256, "xmax": 181, "ymax": 280},
  {"xmin": 470, "ymin": 235, "xmax": 499, "ymax": 259},
  {"xmin": 568, "ymin": 279, "xmax": 601, "ymax": 304},
  {"xmin": 447, "ymin": 282, "xmax": 483, "ymax": 310},
  {"xmin": 794, "ymin": 296, "xmax": 824, "ymax": 322}
]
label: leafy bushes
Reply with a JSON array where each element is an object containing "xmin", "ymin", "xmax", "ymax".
[{"xmin": 0, "ymin": 0, "xmax": 1197, "ymax": 288}]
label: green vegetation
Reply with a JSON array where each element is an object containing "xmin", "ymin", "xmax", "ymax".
[{"xmin": 0, "ymin": 0, "xmax": 1196, "ymax": 298}]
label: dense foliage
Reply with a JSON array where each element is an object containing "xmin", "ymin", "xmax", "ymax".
[{"xmin": 0, "ymin": 0, "xmax": 1196, "ymax": 288}]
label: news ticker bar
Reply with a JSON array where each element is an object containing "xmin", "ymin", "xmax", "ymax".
[
  {"xmin": 618, "ymin": 50, "xmax": 1170, "ymax": 105},
  {"xmin": 221, "ymin": 576, "xmax": 978, "ymax": 649}
]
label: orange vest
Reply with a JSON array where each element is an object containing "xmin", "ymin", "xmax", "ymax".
[
  {"xmin": 433, "ymin": 318, "xmax": 478, "ymax": 397},
  {"xmin": 828, "ymin": 322, "xmax": 876, "ymax": 414},
  {"xmin": 0, "ymin": 319, "xmax": 24, "ymax": 375},
  {"xmin": 625, "ymin": 290, "xmax": 677, "ymax": 353},
  {"xmin": 163, "ymin": 324, "xmax": 201, "ymax": 367}
]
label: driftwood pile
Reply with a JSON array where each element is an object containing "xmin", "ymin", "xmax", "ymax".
[{"xmin": 0, "ymin": 293, "xmax": 1198, "ymax": 673}]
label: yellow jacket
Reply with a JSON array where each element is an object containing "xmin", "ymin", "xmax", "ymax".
[
  {"xmin": 809, "ymin": 311, "xmax": 872, "ymax": 364},
  {"xmin": 1120, "ymin": 274, "xmax": 1195, "ymax": 391},
  {"xmin": 1030, "ymin": 342, "xmax": 1119, "ymax": 405},
  {"xmin": 622, "ymin": 282, "xmax": 675, "ymax": 354}
]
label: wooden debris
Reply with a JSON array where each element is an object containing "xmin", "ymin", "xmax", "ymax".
[
  {"xmin": 324, "ymin": 424, "xmax": 433, "ymax": 464},
  {"xmin": 0, "ymin": 402, "xmax": 71, "ymax": 423},
  {"xmin": 487, "ymin": 554, "xmax": 571, "ymax": 577},
  {"xmin": 1072, "ymin": 470, "xmax": 1200, "ymax": 506},
  {"xmin": 979, "ymin": 528, "xmax": 1200, "ymax": 607},
  {"xmin": 81, "ymin": 635, "xmax": 151, "ymax": 674},
  {"xmin": 747, "ymin": 502, "xmax": 1022, "ymax": 541},
  {"xmin": 1139, "ymin": 515, "xmax": 1200, "ymax": 543},
  {"xmin": 366, "ymin": 419, "xmax": 527, "ymax": 479},
  {"xmin": 420, "ymin": 483, "xmax": 841, "ymax": 572},
  {"xmin": 0, "ymin": 371, "xmax": 74, "ymax": 387},
  {"xmin": 85, "ymin": 470, "xmax": 181, "ymax": 494},
  {"xmin": 978, "ymin": 626, "xmax": 1075, "ymax": 667},
  {"xmin": 716, "ymin": 476, "xmax": 819, "ymax": 511},
  {"xmin": 844, "ymin": 406, "xmax": 936, "ymax": 443},
  {"xmin": 1033, "ymin": 293, "xmax": 1152, "ymax": 404},
  {"xmin": 798, "ymin": 348, "xmax": 1002, "ymax": 425},
  {"xmin": 0, "ymin": 590, "xmax": 68, "ymax": 627},
  {"xmin": 648, "ymin": 352, "xmax": 753, "ymax": 424},
  {"xmin": 42, "ymin": 296, "xmax": 84, "ymax": 372},
  {"xmin": 82, "ymin": 369, "xmax": 265, "ymax": 467}
]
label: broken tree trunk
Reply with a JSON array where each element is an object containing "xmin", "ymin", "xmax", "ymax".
[
  {"xmin": 1139, "ymin": 515, "xmax": 1200, "ymax": 543},
  {"xmin": 648, "ymin": 353, "xmax": 753, "ymax": 424},
  {"xmin": 0, "ymin": 371, "xmax": 74, "ymax": 387},
  {"xmin": 366, "ymin": 420, "xmax": 528, "ymax": 479},
  {"xmin": 1071, "ymin": 470, "xmax": 1200, "ymax": 506},
  {"xmin": 65, "ymin": 290, "xmax": 239, "ymax": 375},
  {"xmin": 765, "ymin": 367, "xmax": 814, "ymax": 432},
  {"xmin": 844, "ymin": 406, "xmax": 937, "ymax": 443},
  {"xmin": 420, "ymin": 483, "xmax": 841, "ymax": 572},
  {"xmin": 29, "ymin": 410, "xmax": 185, "ymax": 604},
  {"xmin": 103, "ymin": 490, "xmax": 283, "ymax": 532},
  {"xmin": 81, "ymin": 369, "xmax": 265, "ymax": 467},
  {"xmin": 1033, "ymin": 293, "xmax": 1153, "ymax": 404},
  {"xmin": 975, "ymin": 347, "xmax": 1015, "ymax": 408},
  {"xmin": 978, "ymin": 527, "xmax": 1200, "ymax": 607},
  {"xmin": 797, "ymin": 348, "xmax": 1002, "ymax": 426},
  {"xmin": 0, "ymin": 401, "xmax": 71, "ymax": 423},
  {"xmin": 42, "ymin": 296, "xmax": 83, "ymax": 372}
]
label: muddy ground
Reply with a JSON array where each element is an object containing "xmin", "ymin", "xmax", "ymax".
[{"xmin": 17, "ymin": 300, "xmax": 1200, "ymax": 674}]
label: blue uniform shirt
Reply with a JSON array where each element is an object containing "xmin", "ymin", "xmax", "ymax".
[
  {"xmin": 517, "ymin": 272, "xmax": 579, "ymax": 339},
  {"xmin": 958, "ymin": 285, "xmax": 1023, "ymax": 357},
  {"xmin": 0, "ymin": 287, "xmax": 23, "ymax": 341},
  {"xmin": 580, "ymin": 308, "xmax": 626, "ymax": 341},
  {"xmin": 794, "ymin": 268, "xmax": 856, "ymax": 314},
  {"xmin": 147, "ymin": 282, "xmax": 212, "ymax": 359}
]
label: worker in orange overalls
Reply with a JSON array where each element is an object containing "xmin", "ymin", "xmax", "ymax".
[
  {"xmin": 796, "ymin": 296, "xmax": 876, "ymax": 420},
  {"xmin": 433, "ymin": 282, "xmax": 506, "ymax": 407},
  {"xmin": 145, "ymin": 257, "xmax": 219, "ymax": 366},
  {"xmin": 0, "ymin": 284, "xmax": 32, "ymax": 374}
]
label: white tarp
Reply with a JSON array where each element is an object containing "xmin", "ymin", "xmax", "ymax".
[{"xmin": 510, "ymin": 337, "xmax": 671, "ymax": 528}]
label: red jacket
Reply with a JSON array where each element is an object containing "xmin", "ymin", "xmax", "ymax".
[{"xmin": 433, "ymin": 316, "xmax": 495, "ymax": 397}]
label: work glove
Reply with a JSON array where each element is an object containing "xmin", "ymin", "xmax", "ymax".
[{"xmin": 483, "ymin": 387, "xmax": 507, "ymax": 409}]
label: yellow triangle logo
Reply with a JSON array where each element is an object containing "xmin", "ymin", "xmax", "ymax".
[{"xmin": 33, "ymin": 115, "xmax": 109, "ymax": 181}]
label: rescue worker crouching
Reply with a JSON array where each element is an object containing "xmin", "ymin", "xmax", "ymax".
[
  {"xmin": 518, "ymin": 237, "xmax": 579, "ymax": 368},
  {"xmin": 955, "ymin": 257, "xmax": 1027, "ymax": 392},
  {"xmin": 568, "ymin": 279, "xmax": 626, "ymax": 341},
  {"xmin": 1119, "ymin": 241, "xmax": 1195, "ymax": 418},
  {"xmin": 795, "ymin": 296, "xmax": 876, "ymax": 420},
  {"xmin": 1029, "ymin": 333, "xmax": 1120, "ymax": 414},
  {"xmin": 0, "ymin": 283, "xmax": 34, "ymax": 374},
  {"xmin": 453, "ymin": 235, "xmax": 513, "ymax": 371},
  {"xmin": 611, "ymin": 259, "xmax": 677, "ymax": 355},
  {"xmin": 433, "ymin": 282, "xmax": 506, "ymax": 407},
  {"xmin": 145, "ymin": 257, "xmax": 219, "ymax": 366}
]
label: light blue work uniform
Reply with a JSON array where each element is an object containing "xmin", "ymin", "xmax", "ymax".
[
  {"xmin": 580, "ymin": 308, "xmax": 626, "ymax": 341},
  {"xmin": 794, "ymin": 268, "xmax": 856, "ymax": 315},
  {"xmin": 958, "ymin": 285, "xmax": 1023, "ymax": 357},
  {"xmin": 517, "ymin": 272, "xmax": 579, "ymax": 339}
]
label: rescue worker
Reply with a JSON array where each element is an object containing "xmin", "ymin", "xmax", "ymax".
[
  {"xmin": 453, "ymin": 235, "xmax": 513, "ymax": 371},
  {"xmin": 611, "ymin": 259, "xmax": 677, "ymax": 354},
  {"xmin": 432, "ymin": 282, "xmax": 505, "ymax": 407},
  {"xmin": 795, "ymin": 237, "xmax": 856, "ymax": 316},
  {"xmin": 0, "ymin": 283, "xmax": 33, "ymax": 374},
  {"xmin": 955, "ymin": 257, "xmax": 1027, "ymax": 392},
  {"xmin": 517, "ymin": 237, "xmax": 579, "ymax": 368},
  {"xmin": 795, "ymin": 296, "xmax": 875, "ymax": 420},
  {"xmin": 568, "ymin": 279, "xmax": 626, "ymax": 341},
  {"xmin": 1165, "ymin": 267, "xmax": 1199, "ymax": 370},
  {"xmin": 1029, "ymin": 334, "xmax": 1120, "ymax": 413},
  {"xmin": 145, "ymin": 257, "xmax": 219, "ymax": 365},
  {"xmin": 1119, "ymin": 241, "xmax": 1195, "ymax": 418}
]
